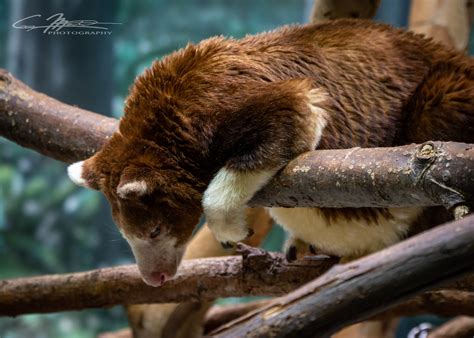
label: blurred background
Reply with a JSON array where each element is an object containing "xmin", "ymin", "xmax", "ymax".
[{"xmin": 0, "ymin": 1, "xmax": 472, "ymax": 337}]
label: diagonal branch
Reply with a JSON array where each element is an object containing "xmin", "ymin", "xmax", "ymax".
[
  {"xmin": 210, "ymin": 214, "xmax": 474, "ymax": 337},
  {"xmin": 205, "ymin": 290, "xmax": 474, "ymax": 335},
  {"xmin": 1, "ymin": 70, "xmax": 473, "ymax": 210}
]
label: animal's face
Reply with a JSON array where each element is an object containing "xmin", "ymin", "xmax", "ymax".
[{"xmin": 67, "ymin": 135, "xmax": 202, "ymax": 286}]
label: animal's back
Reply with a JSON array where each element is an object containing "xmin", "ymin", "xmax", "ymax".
[
  {"xmin": 241, "ymin": 21, "xmax": 473, "ymax": 257},
  {"xmin": 237, "ymin": 20, "xmax": 469, "ymax": 149}
]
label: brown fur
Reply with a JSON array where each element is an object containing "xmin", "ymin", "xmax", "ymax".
[{"xmin": 77, "ymin": 19, "xmax": 472, "ymax": 260}]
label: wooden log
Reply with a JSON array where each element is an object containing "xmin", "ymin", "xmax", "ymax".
[
  {"xmin": 1, "ymin": 231, "xmax": 474, "ymax": 319},
  {"xmin": 0, "ymin": 244, "xmax": 336, "ymax": 316},
  {"xmin": 250, "ymin": 141, "xmax": 474, "ymax": 211},
  {"xmin": 210, "ymin": 214, "xmax": 474, "ymax": 337}
]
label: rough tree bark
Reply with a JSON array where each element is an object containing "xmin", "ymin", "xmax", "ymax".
[
  {"xmin": 202, "ymin": 290, "xmax": 474, "ymax": 335},
  {"xmin": 2, "ymin": 219, "xmax": 474, "ymax": 320},
  {"xmin": 250, "ymin": 142, "xmax": 474, "ymax": 211},
  {"xmin": 0, "ymin": 244, "xmax": 337, "ymax": 316},
  {"xmin": 210, "ymin": 214, "xmax": 474, "ymax": 337}
]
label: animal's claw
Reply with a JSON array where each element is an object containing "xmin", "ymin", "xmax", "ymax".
[
  {"xmin": 246, "ymin": 227, "xmax": 255, "ymax": 239},
  {"xmin": 220, "ymin": 241, "xmax": 234, "ymax": 249},
  {"xmin": 285, "ymin": 245, "xmax": 297, "ymax": 262}
]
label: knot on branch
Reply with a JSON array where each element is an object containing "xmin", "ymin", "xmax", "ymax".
[
  {"xmin": 416, "ymin": 142, "xmax": 436, "ymax": 161},
  {"xmin": 237, "ymin": 243, "xmax": 284, "ymax": 275},
  {"xmin": 411, "ymin": 142, "xmax": 471, "ymax": 211},
  {"xmin": 413, "ymin": 142, "xmax": 437, "ymax": 183}
]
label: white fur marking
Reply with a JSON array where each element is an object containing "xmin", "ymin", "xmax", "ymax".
[
  {"xmin": 269, "ymin": 207, "xmax": 423, "ymax": 257},
  {"xmin": 67, "ymin": 161, "xmax": 87, "ymax": 187},
  {"xmin": 307, "ymin": 88, "xmax": 328, "ymax": 148},
  {"xmin": 117, "ymin": 180, "xmax": 148, "ymax": 198},
  {"xmin": 203, "ymin": 167, "xmax": 277, "ymax": 243}
]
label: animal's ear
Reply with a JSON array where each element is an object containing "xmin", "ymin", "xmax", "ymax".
[
  {"xmin": 116, "ymin": 166, "xmax": 157, "ymax": 199},
  {"xmin": 67, "ymin": 159, "xmax": 100, "ymax": 190}
]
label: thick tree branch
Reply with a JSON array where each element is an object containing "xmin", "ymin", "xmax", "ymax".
[
  {"xmin": 250, "ymin": 142, "xmax": 474, "ymax": 210},
  {"xmin": 2, "ymin": 224, "xmax": 474, "ymax": 318},
  {"xmin": 0, "ymin": 244, "xmax": 337, "ymax": 316},
  {"xmin": 210, "ymin": 214, "xmax": 474, "ymax": 337},
  {"xmin": 1, "ymin": 70, "xmax": 473, "ymax": 211},
  {"xmin": 203, "ymin": 290, "xmax": 474, "ymax": 334},
  {"xmin": 0, "ymin": 69, "xmax": 117, "ymax": 163}
]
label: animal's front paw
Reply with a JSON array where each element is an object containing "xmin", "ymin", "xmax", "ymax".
[
  {"xmin": 206, "ymin": 211, "xmax": 253, "ymax": 249},
  {"xmin": 220, "ymin": 241, "xmax": 234, "ymax": 249},
  {"xmin": 217, "ymin": 227, "xmax": 254, "ymax": 249},
  {"xmin": 284, "ymin": 236, "xmax": 318, "ymax": 262}
]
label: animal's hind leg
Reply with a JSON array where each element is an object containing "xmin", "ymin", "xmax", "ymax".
[
  {"xmin": 401, "ymin": 61, "xmax": 474, "ymax": 144},
  {"xmin": 284, "ymin": 236, "xmax": 318, "ymax": 262}
]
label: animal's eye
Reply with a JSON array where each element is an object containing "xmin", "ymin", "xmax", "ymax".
[{"xmin": 150, "ymin": 226, "xmax": 161, "ymax": 239}]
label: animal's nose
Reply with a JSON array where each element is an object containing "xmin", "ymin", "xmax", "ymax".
[{"xmin": 144, "ymin": 271, "xmax": 170, "ymax": 287}]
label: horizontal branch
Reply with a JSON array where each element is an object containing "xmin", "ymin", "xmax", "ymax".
[
  {"xmin": 0, "ymin": 244, "xmax": 337, "ymax": 316},
  {"xmin": 1, "ymin": 70, "xmax": 473, "ymax": 209},
  {"xmin": 250, "ymin": 142, "xmax": 474, "ymax": 210},
  {"xmin": 211, "ymin": 214, "xmax": 474, "ymax": 337},
  {"xmin": 2, "ymin": 234, "xmax": 474, "ymax": 318}
]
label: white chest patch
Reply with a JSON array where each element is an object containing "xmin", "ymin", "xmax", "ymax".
[{"xmin": 269, "ymin": 207, "xmax": 423, "ymax": 257}]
